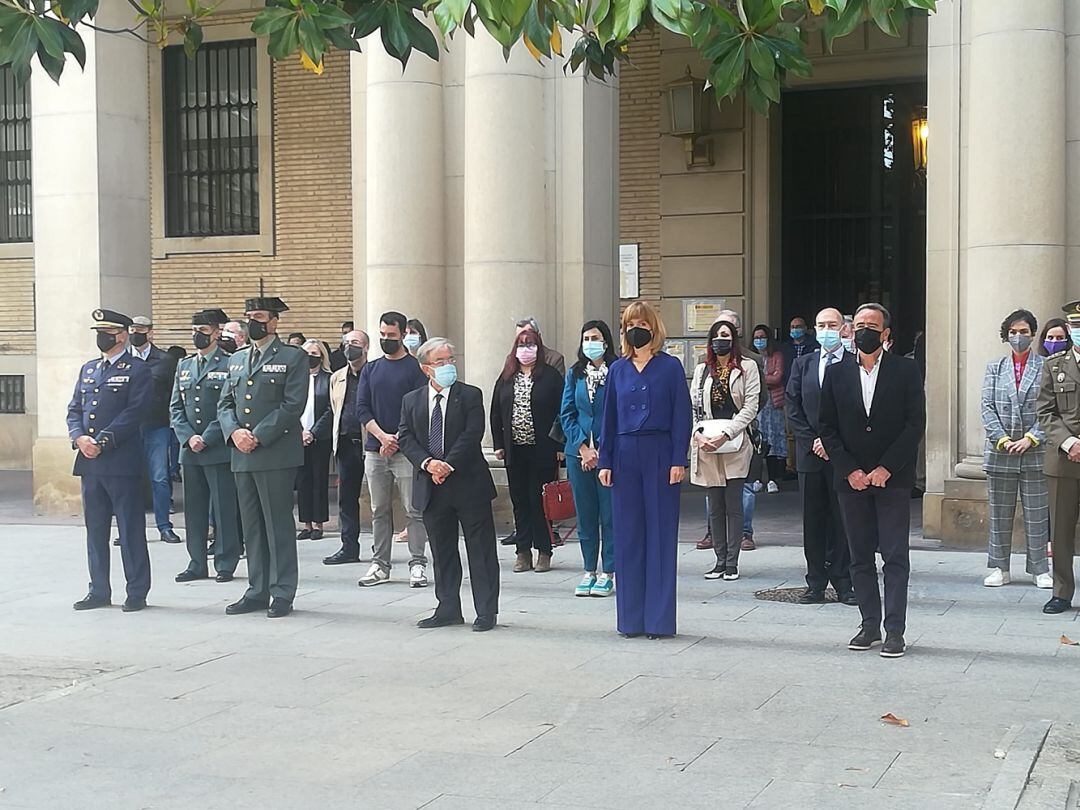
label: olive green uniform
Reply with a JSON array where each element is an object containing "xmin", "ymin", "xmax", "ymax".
[
  {"xmin": 218, "ymin": 336, "xmax": 308, "ymax": 604},
  {"xmin": 170, "ymin": 346, "xmax": 240, "ymax": 576}
]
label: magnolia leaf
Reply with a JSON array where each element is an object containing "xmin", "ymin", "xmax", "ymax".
[
  {"xmin": 401, "ymin": 8, "xmax": 439, "ymax": 59},
  {"xmin": 523, "ymin": 33, "xmax": 542, "ymax": 59},
  {"xmin": 550, "ymin": 23, "xmax": 561, "ymax": 54},
  {"xmin": 808, "ymin": 0, "xmax": 825, "ymax": 13},
  {"xmin": 747, "ymin": 35, "xmax": 773, "ymax": 78},
  {"xmin": 611, "ymin": 0, "xmax": 646, "ymax": 42},
  {"xmin": 299, "ymin": 49, "xmax": 324, "ymax": 73},
  {"xmin": 1061, "ymin": 635, "xmax": 1079, "ymax": 646},
  {"xmin": 251, "ymin": 6, "xmax": 294, "ymax": 35},
  {"xmin": 880, "ymin": 713, "xmax": 910, "ymax": 727}
]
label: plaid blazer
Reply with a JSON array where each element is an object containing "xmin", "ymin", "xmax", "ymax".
[{"xmin": 981, "ymin": 352, "xmax": 1045, "ymax": 474}]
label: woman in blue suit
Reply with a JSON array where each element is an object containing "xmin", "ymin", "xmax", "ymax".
[
  {"xmin": 980, "ymin": 308, "xmax": 1051, "ymax": 589},
  {"xmin": 599, "ymin": 301, "xmax": 692, "ymax": 639},
  {"xmin": 561, "ymin": 320, "xmax": 618, "ymax": 598}
]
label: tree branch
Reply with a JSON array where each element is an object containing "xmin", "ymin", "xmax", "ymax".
[{"xmin": 82, "ymin": 19, "xmax": 152, "ymax": 41}]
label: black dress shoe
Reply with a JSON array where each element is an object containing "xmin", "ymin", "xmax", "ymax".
[
  {"xmin": 839, "ymin": 590, "xmax": 859, "ymax": 606},
  {"xmin": 323, "ymin": 549, "xmax": 361, "ymax": 565},
  {"xmin": 73, "ymin": 594, "xmax": 111, "ymax": 611},
  {"xmin": 226, "ymin": 597, "xmax": 269, "ymax": 615},
  {"xmin": 160, "ymin": 529, "xmax": 182, "ymax": 544},
  {"xmin": 848, "ymin": 627, "xmax": 882, "ymax": 650},
  {"xmin": 620, "ymin": 632, "xmax": 643, "ymax": 639},
  {"xmin": 311, "ymin": 529, "xmax": 324, "ymax": 540},
  {"xmin": 417, "ymin": 613, "xmax": 465, "ymax": 629},
  {"xmin": 1043, "ymin": 596, "xmax": 1072, "ymax": 614},
  {"xmin": 296, "ymin": 529, "xmax": 312, "ymax": 540},
  {"xmin": 267, "ymin": 598, "xmax": 293, "ymax": 618},
  {"xmin": 175, "ymin": 570, "xmax": 208, "ymax": 583},
  {"xmin": 880, "ymin": 633, "xmax": 906, "ymax": 658},
  {"xmin": 798, "ymin": 589, "xmax": 826, "ymax": 604},
  {"xmin": 122, "ymin": 598, "xmax": 147, "ymax": 612},
  {"xmin": 646, "ymin": 633, "xmax": 673, "ymax": 640},
  {"xmin": 215, "ymin": 572, "xmax": 234, "ymax": 583},
  {"xmin": 500, "ymin": 531, "xmax": 517, "ymax": 546},
  {"xmin": 473, "ymin": 616, "xmax": 497, "ymax": 632},
  {"xmin": 207, "ymin": 544, "xmax": 216, "ymax": 558}
]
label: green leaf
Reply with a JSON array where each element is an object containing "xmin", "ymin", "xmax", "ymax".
[
  {"xmin": 251, "ymin": 6, "xmax": 295, "ymax": 35},
  {"xmin": 314, "ymin": 3, "xmax": 354, "ymax": 27},
  {"xmin": 59, "ymin": 0, "xmax": 98, "ymax": 22},
  {"xmin": 591, "ymin": 0, "xmax": 610, "ymax": 25},
  {"xmin": 868, "ymin": 0, "xmax": 897, "ymax": 36},
  {"xmin": 443, "ymin": 0, "xmax": 470, "ymax": 25},
  {"xmin": 503, "ymin": 0, "xmax": 532, "ymax": 27},
  {"xmin": 823, "ymin": 0, "xmax": 847, "ymax": 14},
  {"xmin": 56, "ymin": 23, "xmax": 85, "ymax": 69},
  {"xmin": 267, "ymin": 15, "xmax": 300, "ymax": 57},
  {"xmin": 754, "ymin": 70, "xmax": 779, "ymax": 102},
  {"xmin": 325, "ymin": 24, "xmax": 362, "ymax": 49},
  {"xmin": 5, "ymin": 19, "xmax": 37, "ymax": 85},
  {"xmin": 36, "ymin": 41, "xmax": 64, "ymax": 82},
  {"xmin": 902, "ymin": 0, "xmax": 934, "ymax": 9},
  {"xmin": 400, "ymin": 7, "xmax": 439, "ymax": 58},
  {"xmin": 744, "ymin": 78, "xmax": 768, "ymax": 114},
  {"xmin": 747, "ymin": 34, "xmax": 773, "ymax": 78},
  {"xmin": 298, "ymin": 13, "xmax": 326, "ymax": 61},
  {"xmin": 353, "ymin": 0, "xmax": 385, "ymax": 37},
  {"xmin": 432, "ymin": 0, "xmax": 456, "ymax": 34},
  {"xmin": 611, "ymin": 0, "xmax": 646, "ymax": 41},
  {"xmin": 382, "ymin": 2, "xmax": 412, "ymax": 59},
  {"xmin": 708, "ymin": 37, "xmax": 745, "ymax": 98},
  {"xmin": 523, "ymin": 1, "xmax": 550, "ymax": 57},
  {"xmin": 32, "ymin": 16, "xmax": 65, "ymax": 59},
  {"xmin": 824, "ymin": 0, "xmax": 863, "ymax": 52},
  {"xmin": 182, "ymin": 23, "xmax": 203, "ymax": 57}
]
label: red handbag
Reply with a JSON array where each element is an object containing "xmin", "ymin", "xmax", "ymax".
[{"xmin": 542, "ymin": 475, "xmax": 576, "ymax": 548}]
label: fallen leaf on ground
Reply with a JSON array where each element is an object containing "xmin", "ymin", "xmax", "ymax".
[
  {"xmin": 1061, "ymin": 635, "xmax": 1079, "ymax": 646},
  {"xmin": 880, "ymin": 713, "xmax": 909, "ymax": 727}
]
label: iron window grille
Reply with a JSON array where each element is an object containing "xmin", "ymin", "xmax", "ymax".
[
  {"xmin": 0, "ymin": 374, "xmax": 25, "ymax": 414},
  {"xmin": 0, "ymin": 67, "xmax": 31, "ymax": 244}
]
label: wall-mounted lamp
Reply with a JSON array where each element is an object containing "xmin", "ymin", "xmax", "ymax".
[
  {"xmin": 665, "ymin": 67, "xmax": 713, "ymax": 169},
  {"xmin": 911, "ymin": 107, "xmax": 928, "ymax": 172}
]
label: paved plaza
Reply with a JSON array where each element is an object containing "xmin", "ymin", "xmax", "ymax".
[{"xmin": 1, "ymin": 500, "xmax": 1079, "ymax": 808}]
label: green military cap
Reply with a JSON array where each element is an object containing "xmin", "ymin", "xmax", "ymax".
[
  {"xmin": 244, "ymin": 296, "xmax": 289, "ymax": 314},
  {"xmin": 192, "ymin": 309, "xmax": 229, "ymax": 326},
  {"xmin": 1062, "ymin": 301, "xmax": 1080, "ymax": 324}
]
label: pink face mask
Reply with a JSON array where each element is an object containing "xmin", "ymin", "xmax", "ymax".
[{"xmin": 516, "ymin": 345, "xmax": 538, "ymax": 365}]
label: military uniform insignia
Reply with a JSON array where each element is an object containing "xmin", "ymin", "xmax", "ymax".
[{"xmin": 262, "ymin": 364, "xmax": 287, "ymax": 373}]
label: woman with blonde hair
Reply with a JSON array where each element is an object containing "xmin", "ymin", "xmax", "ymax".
[
  {"xmin": 297, "ymin": 339, "xmax": 333, "ymax": 539},
  {"xmin": 599, "ymin": 301, "xmax": 692, "ymax": 638}
]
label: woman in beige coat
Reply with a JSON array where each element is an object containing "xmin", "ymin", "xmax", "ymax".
[{"xmin": 691, "ymin": 319, "xmax": 761, "ymax": 581}]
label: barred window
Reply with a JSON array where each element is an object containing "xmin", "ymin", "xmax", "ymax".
[
  {"xmin": 0, "ymin": 68, "xmax": 31, "ymax": 244},
  {"xmin": 0, "ymin": 375, "xmax": 25, "ymax": 413},
  {"xmin": 162, "ymin": 40, "xmax": 259, "ymax": 238}
]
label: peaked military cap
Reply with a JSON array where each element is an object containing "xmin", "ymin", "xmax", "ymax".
[
  {"xmin": 1063, "ymin": 300, "xmax": 1080, "ymax": 323},
  {"xmin": 91, "ymin": 308, "xmax": 133, "ymax": 330},
  {"xmin": 192, "ymin": 308, "xmax": 229, "ymax": 326},
  {"xmin": 244, "ymin": 296, "xmax": 289, "ymax": 314},
  {"xmin": 132, "ymin": 315, "xmax": 153, "ymax": 327}
]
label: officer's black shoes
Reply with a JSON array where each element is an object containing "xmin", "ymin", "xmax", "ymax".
[
  {"xmin": 417, "ymin": 613, "xmax": 464, "ymax": 629},
  {"xmin": 73, "ymin": 594, "xmax": 111, "ymax": 611},
  {"xmin": 798, "ymin": 589, "xmax": 826, "ymax": 605},
  {"xmin": 160, "ymin": 529, "xmax": 182, "ymax": 544},
  {"xmin": 215, "ymin": 572, "xmax": 234, "ymax": 583},
  {"xmin": 226, "ymin": 597, "xmax": 269, "ymax": 615},
  {"xmin": 323, "ymin": 549, "xmax": 360, "ymax": 565},
  {"xmin": 175, "ymin": 570, "xmax": 208, "ymax": 583},
  {"xmin": 847, "ymin": 627, "xmax": 882, "ymax": 650},
  {"xmin": 880, "ymin": 633, "xmax": 906, "ymax": 658},
  {"xmin": 296, "ymin": 529, "xmax": 312, "ymax": 540},
  {"xmin": 311, "ymin": 529, "xmax": 324, "ymax": 540},
  {"xmin": 1043, "ymin": 596, "xmax": 1072, "ymax": 615},
  {"xmin": 473, "ymin": 616, "xmax": 497, "ymax": 632},
  {"xmin": 839, "ymin": 590, "xmax": 860, "ymax": 606},
  {"xmin": 267, "ymin": 598, "xmax": 293, "ymax": 618},
  {"xmin": 122, "ymin": 598, "xmax": 147, "ymax": 613}
]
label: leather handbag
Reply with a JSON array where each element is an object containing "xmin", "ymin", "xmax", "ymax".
[
  {"xmin": 543, "ymin": 471, "xmax": 576, "ymax": 548},
  {"xmin": 696, "ymin": 419, "xmax": 745, "ymax": 454}
]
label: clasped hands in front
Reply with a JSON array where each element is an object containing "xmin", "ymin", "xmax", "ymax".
[
  {"xmin": 846, "ymin": 466, "xmax": 891, "ymax": 491},
  {"xmin": 230, "ymin": 429, "xmax": 260, "ymax": 453},
  {"xmin": 426, "ymin": 459, "xmax": 454, "ymax": 485},
  {"xmin": 599, "ymin": 466, "xmax": 685, "ymax": 487}
]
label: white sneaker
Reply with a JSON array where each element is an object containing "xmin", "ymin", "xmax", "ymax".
[
  {"xmin": 358, "ymin": 563, "xmax": 390, "ymax": 587},
  {"xmin": 1034, "ymin": 572, "xmax": 1053, "ymax": 589},
  {"xmin": 983, "ymin": 568, "xmax": 1010, "ymax": 587},
  {"xmin": 409, "ymin": 564, "xmax": 428, "ymax": 588},
  {"xmin": 752, "ymin": 481, "xmax": 764, "ymax": 493},
  {"xmin": 766, "ymin": 481, "xmax": 780, "ymax": 494}
]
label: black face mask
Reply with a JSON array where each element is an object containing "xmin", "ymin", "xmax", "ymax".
[
  {"xmin": 380, "ymin": 338, "xmax": 401, "ymax": 355},
  {"xmin": 218, "ymin": 336, "xmax": 237, "ymax": 354},
  {"xmin": 96, "ymin": 331, "xmax": 118, "ymax": 353},
  {"xmin": 344, "ymin": 344, "xmax": 366, "ymax": 363},
  {"xmin": 711, "ymin": 338, "xmax": 733, "ymax": 356},
  {"xmin": 308, "ymin": 355, "xmax": 322, "ymax": 369},
  {"xmin": 626, "ymin": 327, "xmax": 652, "ymax": 349},
  {"xmin": 193, "ymin": 332, "xmax": 213, "ymax": 350},
  {"xmin": 247, "ymin": 319, "xmax": 269, "ymax": 341},
  {"xmin": 129, "ymin": 332, "xmax": 148, "ymax": 348},
  {"xmin": 854, "ymin": 327, "xmax": 883, "ymax": 354}
]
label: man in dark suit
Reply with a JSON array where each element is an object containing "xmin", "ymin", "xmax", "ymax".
[
  {"xmin": 329, "ymin": 321, "xmax": 352, "ymax": 372},
  {"xmin": 67, "ymin": 309, "xmax": 154, "ymax": 612},
  {"xmin": 398, "ymin": 337, "xmax": 500, "ymax": 631},
  {"xmin": 786, "ymin": 306, "xmax": 856, "ymax": 606},
  {"xmin": 819, "ymin": 303, "xmax": 925, "ymax": 659}
]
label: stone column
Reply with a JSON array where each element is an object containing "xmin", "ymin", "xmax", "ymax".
[
  {"xmin": 365, "ymin": 38, "xmax": 445, "ymax": 342},
  {"xmin": 350, "ymin": 50, "xmax": 368, "ymax": 330},
  {"xmin": 1066, "ymin": 2, "xmax": 1080, "ymax": 298},
  {"xmin": 463, "ymin": 31, "xmax": 548, "ymax": 393},
  {"xmin": 960, "ymin": 0, "xmax": 1065, "ymax": 469},
  {"xmin": 32, "ymin": 4, "xmax": 151, "ymax": 513}
]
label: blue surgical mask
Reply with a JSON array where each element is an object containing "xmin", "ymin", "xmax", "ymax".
[
  {"xmin": 404, "ymin": 333, "xmax": 422, "ymax": 351},
  {"xmin": 1070, "ymin": 328, "xmax": 1080, "ymax": 347},
  {"xmin": 431, "ymin": 363, "xmax": 457, "ymax": 389},
  {"xmin": 790, "ymin": 327, "xmax": 806, "ymax": 340},
  {"xmin": 752, "ymin": 337, "xmax": 767, "ymax": 351},
  {"xmin": 582, "ymin": 339, "xmax": 605, "ymax": 361},
  {"xmin": 841, "ymin": 337, "xmax": 855, "ymax": 353},
  {"xmin": 818, "ymin": 329, "xmax": 841, "ymax": 351}
]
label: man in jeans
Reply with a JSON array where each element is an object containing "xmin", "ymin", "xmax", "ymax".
[
  {"xmin": 129, "ymin": 315, "xmax": 182, "ymax": 544},
  {"xmin": 356, "ymin": 311, "xmax": 430, "ymax": 587}
]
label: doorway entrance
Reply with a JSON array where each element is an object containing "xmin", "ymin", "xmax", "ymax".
[{"xmin": 780, "ymin": 82, "xmax": 927, "ymax": 353}]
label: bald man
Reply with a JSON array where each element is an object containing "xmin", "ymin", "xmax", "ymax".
[{"xmin": 785, "ymin": 307, "xmax": 856, "ymax": 605}]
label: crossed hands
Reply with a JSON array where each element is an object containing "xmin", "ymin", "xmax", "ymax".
[
  {"xmin": 847, "ymin": 466, "xmax": 891, "ymax": 491},
  {"xmin": 231, "ymin": 428, "xmax": 259, "ymax": 454},
  {"xmin": 427, "ymin": 459, "xmax": 454, "ymax": 485},
  {"xmin": 76, "ymin": 435, "xmax": 100, "ymax": 459},
  {"xmin": 379, "ymin": 433, "xmax": 399, "ymax": 457}
]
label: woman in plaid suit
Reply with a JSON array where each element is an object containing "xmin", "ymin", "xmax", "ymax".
[{"xmin": 981, "ymin": 309, "xmax": 1053, "ymax": 588}]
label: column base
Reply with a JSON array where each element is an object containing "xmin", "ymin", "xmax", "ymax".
[{"xmin": 32, "ymin": 437, "xmax": 81, "ymax": 515}]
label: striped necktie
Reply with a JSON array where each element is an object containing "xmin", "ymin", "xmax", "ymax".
[{"xmin": 429, "ymin": 394, "xmax": 444, "ymax": 459}]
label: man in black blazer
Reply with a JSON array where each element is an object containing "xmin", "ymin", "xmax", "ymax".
[
  {"xmin": 819, "ymin": 303, "xmax": 925, "ymax": 659},
  {"xmin": 785, "ymin": 306, "xmax": 855, "ymax": 606},
  {"xmin": 398, "ymin": 338, "xmax": 500, "ymax": 631}
]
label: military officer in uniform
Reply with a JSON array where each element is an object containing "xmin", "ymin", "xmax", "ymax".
[
  {"xmin": 1037, "ymin": 300, "xmax": 1080, "ymax": 615},
  {"xmin": 218, "ymin": 296, "xmax": 308, "ymax": 618},
  {"xmin": 67, "ymin": 309, "xmax": 154, "ymax": 612},
  {"xmin": 171, "ymin": 308, "xmax": 242, "ymax": 584}
]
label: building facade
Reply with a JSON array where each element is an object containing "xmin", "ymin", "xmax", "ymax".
[{"xmin": 3, "ymin": 0, "xmax": 1076, "ymax": 546}]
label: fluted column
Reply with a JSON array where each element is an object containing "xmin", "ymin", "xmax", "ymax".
[
  {"xmin": 366, "ymin": 38, "xmax": 445, "ymax": 343},
  {"xmin": 1066, "ymin": 1, "xmax": 1080, "ymax": 297}
]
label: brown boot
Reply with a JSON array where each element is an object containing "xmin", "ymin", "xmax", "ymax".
[
  {"xmin": 535, "ymin": 552, "xmax": 552, "ymax": 573},
  {"xmin": 513, "ymin": 552, "xmax": 534, "ymax": 573},
  {"xmin": 696, "ymin": 534, "xmax": 714, "ymax": 550},
  {"xmin": 740, "ymin": 534, "xmax": 756, "ymax": 551}
]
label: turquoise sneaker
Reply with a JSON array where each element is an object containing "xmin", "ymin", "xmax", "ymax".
[
  {"xmin": 591, "ymin": 573, "xmax": 614, "ymax": 597},
  {"xmin": 575, "ymin": 573, "xmax": 596, "ymax": 597}
]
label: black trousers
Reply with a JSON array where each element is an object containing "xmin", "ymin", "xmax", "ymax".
[
  {"xmin": 82, "ymin": 474, "xmax": 150, "ymax": 602},
  {"xmin": 506, "ymin": 443, "xmax": 558, "ymax": 555},
  {"xmin": 800, "ymin": 464, "xmax": 852, "ymax": 592},
  {"xmin": 337, "ymin": 438, "xmax": 365, "ymax": 557},
  {"xmin": 836, "ymin": 486, "xmax": 911, "ymax": 635},
  {"xmin": 297, "ymin": 439, "xmax": 332, "ymax": 524},
  {"xmin": 423, "ymin": 488, "xmax": 501, "ymax": 619},
  {"xmin": 708, "ymin": 480, "xmax": 744, "ymax": 570}
]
